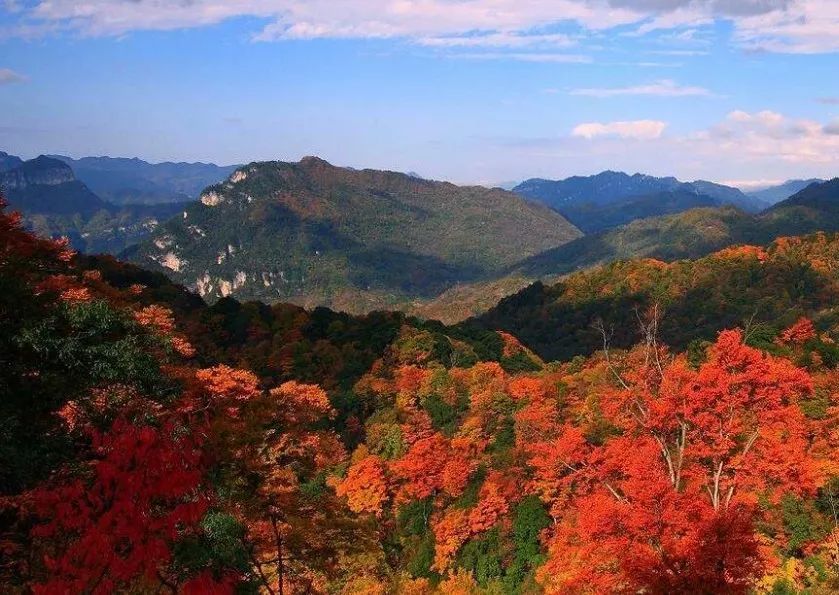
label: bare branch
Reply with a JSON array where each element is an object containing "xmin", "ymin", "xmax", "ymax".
[{"xmin": 594, "ymin": 318, "xmax": 630, "ymax": 390}]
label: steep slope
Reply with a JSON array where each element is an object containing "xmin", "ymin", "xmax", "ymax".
[
  {"xmin": 1, "ymin": 154, "xmax": 185, "ymax": 253},
  {"xmin": 50, "ymin": 155, "xmax": 239, "ymax": 205},
  {"xmin": 515, "ymin": 206, "xmax": 759, "ymax": 278},
  {"xmin": 763, "ymin": 177, "xmax": 839, "ymax": 220},
  {"xmin": 127, "ymin": 156, "xmax": 581, "ymax": 310},
  {"xmin": 513, "ymin": 171, "xmax": 763, "ymax": 233},
  {"xmin": 689, "ymin": 179, "xmax": 767, "ymax": 212},
  {"xmin": 747, "ymin": 178, "xmax": 824, "ymax": 205}
]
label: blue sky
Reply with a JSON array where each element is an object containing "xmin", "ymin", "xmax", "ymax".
[{"xmin": 1, "ymin": 0, "xmax": 838, "ymax": 187}]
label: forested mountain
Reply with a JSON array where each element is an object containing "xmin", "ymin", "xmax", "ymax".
[
  {"xmin": 553, "ymin": 188, "xmax": 719, "ymax": 234},
  {"xmin": 6, "ymin": 194, "xmax": 839, "ymax": 594},
  {"xmin": 0, "ymin": 153, "xmax": 187, "ymax": 253},
  {"xmin": 765, "ymin": 178, "xmax": 839, "ymax": 219},
  {"xmin": 514, "ymin": 170, "xmax": 684, "ymax": 206},
  {"xmin": 127, "ymin": 156, "xmax": 581, "ymax": 310},
  {"xmin": 513, "ymin": 171, "xmax": 767, "ymax": 232},
  {"xmin": 49, "ymin": 154, "xmax": 239, "ymax": 205},
  {"xmin": 476, "ymin": 233, "xmax": 839, "ymax": 361},
  {"xmin": 747, "ymin": 178, "xmax": 824, "ymax": 205}
]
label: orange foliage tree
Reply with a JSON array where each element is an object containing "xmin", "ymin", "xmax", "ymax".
[{"xmin": 534, "ymin": 329, "xmax": 821, "ymax": 594}]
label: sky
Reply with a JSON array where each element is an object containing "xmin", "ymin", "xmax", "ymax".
[{"xmin": 1, "ymin": 0, "xmax": 838, "ymax": 188}]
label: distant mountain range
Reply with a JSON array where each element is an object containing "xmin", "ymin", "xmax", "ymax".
[
  {"xmin": 513, "ymin": 177, "xmax": 839, "ymax": 276},
  {"xmin": 512, "ymin": 171, "xmax": 768, "ymax": 233},
  {"xmin": 126, "ymin": 156, "xmax": 581, "ymax": 311},
  {"xmin": 745, "ymin": 179, "xmax": 824, "ymax": 205},
  {"xmin": 48, "ymin": 155, "xmax": 239, "ymax": 205},
  {"xmin": 0, "ymin": 151, "xmax": 24, "ymax": 172},
  {"xmin": 0, "ymin": 153, "xmax": 185, "ymax": 253},
  {"xmin": 1, "ymin": 156, "xmax": 108, "ymax": 216}
]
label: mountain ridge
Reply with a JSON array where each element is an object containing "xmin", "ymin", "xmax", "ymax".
[
  {"xmin": 127, "ymin": 156, "xmax": 582, "ymax": 310},
  {"xmin": 513, "ymin": 170, "xmax": 768, "ymax": 233}
]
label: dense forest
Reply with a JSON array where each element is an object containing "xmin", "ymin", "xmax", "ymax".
[{"xmin": 4, "ymin": 194, "xmax": 839, "ymax": 594}]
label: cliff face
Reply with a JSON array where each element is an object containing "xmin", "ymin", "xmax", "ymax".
[
  {"xmin": 0, "ymin": 155, "xmax": 107, "ymax": 218},
  {"xmin": 0, "ymin": 156, "xmax": 76, "ymax": 190},
  {"xmin": 0, "ymin": 151, "xmax": 24, "ymax": 173}
]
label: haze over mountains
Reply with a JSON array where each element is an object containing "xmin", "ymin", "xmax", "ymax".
[
  {"xmin": 745, "ymin": 178, "xmax": 825, "ymax": 205},
  {"xmin": 48, "ymin": 155, "xmax": 240, "ymax": 205},
  {"xmin": 0, "ymin": 153, "xmax": 188, "ymax": 253}
]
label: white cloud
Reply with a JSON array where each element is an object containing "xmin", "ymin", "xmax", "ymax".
[
  {"xmin": 452, "ymin": 52, "xmax": 591, "ymax": 63},
  {"xmin": 0, "ymin": 68, "xmax": 26, "ymax": 84},
  {"xmin": 695, "ymin": 110, "xmax": 839, "ymax": 164},
  {"xmin": 571, "ymin": 109, "xmax": 839, "ymax": 175},
  {"xmin": 733, "ymin": 0, "xmax": 839, "ymax": 53},
  {"xmin": 9, "ymin": 0, "xmax": 838, "ymax": 54},
  {"xmin": 570, "ymin": 79, "xmax": 711, "ymax": 97},
  {"xmin": 572, "ymin": 120, "xmax": 668, "ymax": 139},
  {"xmin": 492, "ymin": 108, "xmax": 839, "ymax": 184},
  {"xmin": 417, "ymin": 31, "xmax": 576, "ymax": 48},
  {"xmin": 720, "ymin": 178, "xmax": 787, "ymax": 190}
]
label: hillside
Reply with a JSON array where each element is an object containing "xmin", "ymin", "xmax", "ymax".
[
  {"xmin": 554, "ymin": 188, "xmax": 721, "ymax": 234},
  {"xmin": 515, "ymin": 206, "xmax": 760, "ymax": 278},
  {"xmin": 127, "ymin": 156, "xmax": 581, "ymax": 310},
  {"xmin": 1, "ymin": 154, "xmax": 186, "ymax": 253},
  {"xmin": 50, "ymin": 154, "xmax": 239, "ymax": 205},
  {"xmin": 513, "ymin": 171, "xmax": 766, "ymax": 233},
  {"xmin": 763, "ymin": 178, "xmax": 839, "ymax": 224},
  {"xmin": 474, "ymin": 231, "xmax": 839, "ymax": 361},
  {"xmin": 6, "ymin": 196, "xmax": 839, "ymax": 594}
]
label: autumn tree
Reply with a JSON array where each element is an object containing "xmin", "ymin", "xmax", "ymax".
[
  {"xmin": 28, "ymin": 416, "xmax": 230, "ymax": 593},
  {"xmin": 337, "ymin": 452, "xmax": 391, "ymax": 516},
  {"xmin": 190, "ymin": 369, "xmax": 368, "ymax": 594},
  {"xmin": 535, "ymin": 329, "xmax": 821, "ymax": 594}
]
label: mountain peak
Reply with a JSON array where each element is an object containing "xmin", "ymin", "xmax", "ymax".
[
  {"xmin": 0, "ymin": 150, "xmax": 24, "ymax": 173},
  {"xmin": 1, "ymin": 155, "xmax": 76, "ymax": 190},
  {"xmin": 299, "ymin": 155, "xmax": 332, "ymax": 168}
]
